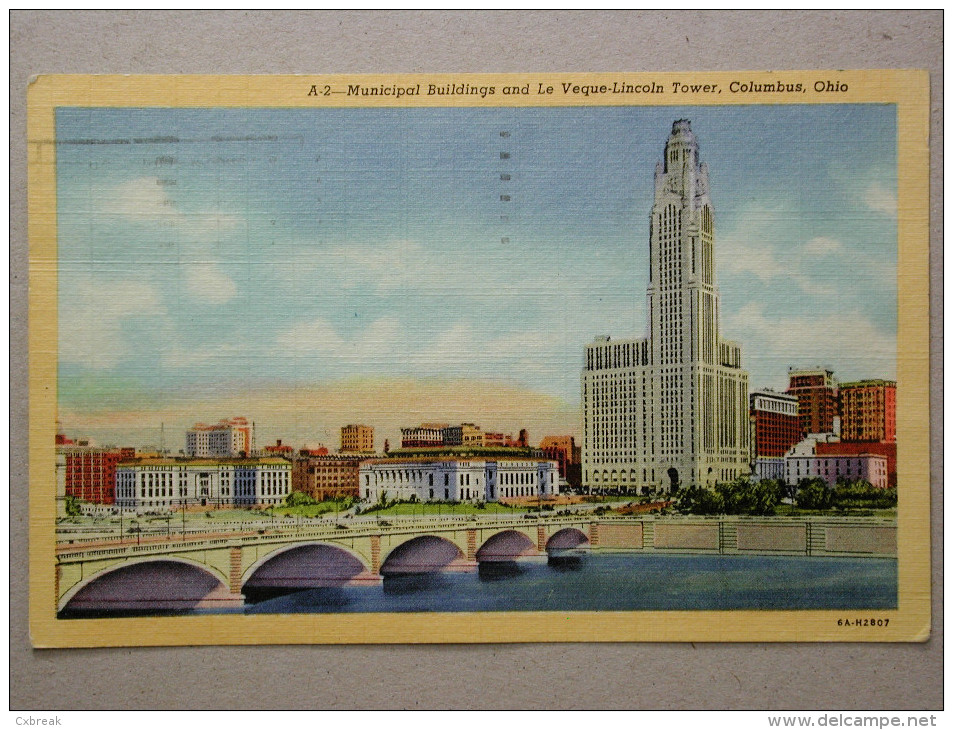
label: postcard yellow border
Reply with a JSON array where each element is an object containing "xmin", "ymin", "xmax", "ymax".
[{"xmin": 28, "ymin": 71, "xmax": 931, "ymax": 647}]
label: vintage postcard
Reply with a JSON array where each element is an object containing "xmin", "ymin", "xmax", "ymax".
[{"xmin": 27, "ymin": 72, "xmax": 930, "ymax": 647}]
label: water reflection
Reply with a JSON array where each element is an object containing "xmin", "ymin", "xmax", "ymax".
[
  {"xmin": 547, "ymin": 555, "xmax": 585, "ymax": 572},
  {"xmin": 245, "ymin": 586, "xmax": 351, "ymax": 610},
  {"xmin": 478, "ymin": 560, "xmax": 527, "ymax": 581},
  {"xmin": 382, "ymin": 571, "xmax": 451, "ymax": 595}
]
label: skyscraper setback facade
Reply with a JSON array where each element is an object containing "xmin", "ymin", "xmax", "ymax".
[{"xmin": 583, "ymin": 120, "xmax": 749, "ymax": 493}]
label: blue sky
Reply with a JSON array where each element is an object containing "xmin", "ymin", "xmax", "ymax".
[{"xmin": 55, "ymin": 104, "xmax": 897, "ymax": 448}]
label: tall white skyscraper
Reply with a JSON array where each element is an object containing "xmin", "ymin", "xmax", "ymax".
[{"xmin": 582, "ymin": 120, "xmax": 749, "ymax": 493}]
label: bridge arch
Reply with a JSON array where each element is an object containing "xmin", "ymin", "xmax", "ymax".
[
  {"xmin": 380, "ymin": 535, "xmax": 467, "ymax": 575},
  {"xmin": 476, "ymin": 529, "xmax": 537, "ymax": 562},
  {"xmin": 58, "ymin": 556, "xmax": 232, "ymax": 614},
  {"xmin": 243, "ymin": 542, "xmax": 374, "ymax": 588},
  {"xmin": 546, "ymin": 527, "xmax": 590, "ymax": 552}
]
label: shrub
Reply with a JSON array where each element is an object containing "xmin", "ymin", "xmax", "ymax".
[
  {"xmin": 795, "ymin": 479, "xmax": 834, "ymax": 510},
  {"xmin": 833, "ymin": 480, "xmax": 896, "ymax": 509},
  {"xmin": 675, "ymin": 486, "xmax": 724, "ymax": 515},
  {"xmin": 285, "ymin": 490, "xmax": 316, "ymax": 507},
  {"xmin": 64, "ymin": 495, "xmax": 82, "ymax": 518}
]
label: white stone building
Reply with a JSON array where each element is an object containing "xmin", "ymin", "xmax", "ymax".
[
  {"xmin": 783, "ymin": 437, "xmax": 888, "ymax": 489},
  {"xmin": 359, "ymin": 458, "xmax": 558, "ymax": 503},
  {"xmin": 115, "ymin": 457, "xmax": 291, "ymax": 510},
  {"xmin": 185, "ymin": 417, "xmax": 251, "ymax": 458},
  {"xmin": 582, "ymin": 120, "xmax": 749, "ymax": 494}
]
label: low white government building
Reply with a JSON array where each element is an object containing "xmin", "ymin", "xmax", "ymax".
[
  {"xmin": 783, "ymin": 437, "xmax": 888, "ymax": 489},
  {"xmin": 115, "ymin": 457, "xmax": 292, "ymax": 510},
  {"xmin": 359, "ymin": 457, "xmax": 559, "ymax": 503}
]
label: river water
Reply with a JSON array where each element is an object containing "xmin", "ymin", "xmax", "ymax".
[{"xmin": 237, "ymin": 553, "xmax": 897, "ymax": 614}]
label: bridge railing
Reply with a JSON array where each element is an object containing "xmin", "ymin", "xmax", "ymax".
[
  {"xmin": 56, "ymin": 512, "xmax": 896, "ymax": 561},
  {"xmin": 56, "ymin": 512, "xmax": 600, "ymax": 558}
]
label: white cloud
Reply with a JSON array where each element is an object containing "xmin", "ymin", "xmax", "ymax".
[
  {"xmin": 110, "ymin": 177, "xmax": 180, "ymax": 222},
  {"xmin": 108, "ymin": 177, "xmax": 241, "ymax": 233},
  {"xmin": 719, "ymin": 236, "xmax": 784, "ymax": 282},
  {"xmin": 185, "ymin": 263, "xmax": 238, "ymax": 304},
  {"xmin": 275, "ymin": 316, "xmax": 404, "ymax": 363},
  {"xmin": 864, "ymin": 182, "xmax": 897, "ymax": 217},
  {"xmin": 329, "ymin": 240, "xmax": 427, "ymax": 293},
  {"xmin": 727, "ymin": 301, "xmax": 896, "ymax": 386},
  {"xmin": 104, "ymin": 177, "xmax": 240, "ymax": 304},
  {"xmin": 60, "ymin": 279, "xmax": 167, "ymax": 369},
  {"xmin": 718, "ymin": 205, "xmax": 838, "ymax": 298},
  {"xmin": 272, "ymin": 314, "xmax": 574, "ymax": 394},
  {"xmin": 802, "ymin": 236, "xmax": 844, "ymax": 256},
  {"xmin": 275, "ymin": 317, "xmax": 346, "ymax": 354}
]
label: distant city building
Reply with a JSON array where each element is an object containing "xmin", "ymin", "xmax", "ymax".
[
  {"xmin": 483, "ymin": 432, "xmax": 510, "ymax": 448},
  {"xmin": 460, "ymin": 423, "xmax": 485, "ymax": 447},
  {"xmin": 292, "ymin": 453, "xmax": 363, "ymax": 501},
  {"xmin": 400, "ymin": 423, "xmax": 526, "ymax": 451},
  {"xmin": 340, "ymin": 424, "xmax": 375, "ymax": 453},
  {"xmin": 263, "ymin": 439, "xmax": 294, "ymax": 457},
  {"xmin": 784, "ymin": 436, "xmax": 887, "ymax": 490},
  {"xmin": 441, "ymin": 425, "xmax": 464, "ymax": 446},
  {"xmin": 582, "ymin": 120, "xmax": 749, "ymax": 494},
  {"xmin": 786, "ymin": 368, "xmax": 839, "ymax": 435},
  {"xmin": 400, "ymin": 424, "xmax": 447, "ymax": 449},
  {"xmin": 115, "ymin": 457, "xmax": 291, "ymax": 510},
  {"xmin": 539, "ymin": 435, "xmax": 582, "ymax": 489},
  {"xmin": 838, "ymin": 380, "xmax": 897, "ymax": 443},
  {"xmin": 359, "ymin": 457, "xmax": 558, "ymax": 503},
  {"xmin": 441, "ymin": 423, "xmax": 488, "ymax": 447},
  {"xmin": 185, "ymin": 417, "xmax": 251, "ymax": 458},
  {"xmin": 749, "ymin": 390, "xmax": 802, "ymax": 482}
]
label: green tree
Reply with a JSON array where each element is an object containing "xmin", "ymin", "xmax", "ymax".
[
  {"xmin": 743, "ymin": 479, "xmax": 784, "ymax": 515},
  {"xmin": 708, "ymin": 478, "xmax": 782, "ymax": 516},
  {"xmin": 833, "ymin": 479, "xmax": 896, "ymax": 509},
  {"xmin": 64, "ymin": 495, "xmax": 82, "ymax": 517},
  {"xmin": 285, "ymin": 490, "xmax": 315, "ymax": 507},
  {"xmin": 676, "ymin": 486, "xmax": 724, "ymax": 515},
  {"xmin": 795, "ymin": 478, "xmax": 834, "ymax": 510}
]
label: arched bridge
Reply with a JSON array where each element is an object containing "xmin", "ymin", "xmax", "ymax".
[
  {"xmin": 55, "ymin": 516, "xmax": 596, "ymax": 614},
  {"xmin": 56, "ymin": 514, "xmax": 895, "ymax": 613}
]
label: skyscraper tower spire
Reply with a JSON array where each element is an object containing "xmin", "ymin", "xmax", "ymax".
[{"xmin": 582, "ymin": 120, "xmax": 749, "ymax": 493}]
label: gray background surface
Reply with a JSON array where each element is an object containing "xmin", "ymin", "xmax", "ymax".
[{"xmin": 10, "ymin": 10, "xmax": 943, "ymax": 710}]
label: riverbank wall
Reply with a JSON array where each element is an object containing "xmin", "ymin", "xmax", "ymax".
[{"xmin": 589, "ymin": 516, "xmax": 896, "ymax": 558}]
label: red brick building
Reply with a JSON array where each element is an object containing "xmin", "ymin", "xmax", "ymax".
[
  {"xmin": 786, "ymin": 368, "xmax": 838, "ymax": 434},
  {"xmin": 838, "ymin": 380, "xmax": 897, "ymax": 443},
  {"xmin": 292, "ymin": 454, "xmax": 363, "ymax": 501},
  {"xmin": 65, "ymin": 446, "xmax": 134, "ymax": 505},
  {"xmin": 749, "ymin": 390, "xmax": 803, "ymax": 458},
  {"xmin": 263, "ymin": 439, "xmax": 295, "ymax": 457},
  {"xmin": 539, "ymin": 435, "xmax": 581, "ymax": 488}
]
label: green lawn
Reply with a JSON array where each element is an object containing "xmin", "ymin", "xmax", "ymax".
[
  {"xmin": 773, "ymin": 503, "xmax": 897, "ymax": 518},
  {"xmin": 271, "ymin": 502, "xmax": 352, "ymax": 518}
]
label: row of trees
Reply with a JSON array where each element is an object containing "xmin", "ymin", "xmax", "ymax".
[
  {"xmin": 283, "ymin": 490, "xmax": 356, "ymax": 511},
  {"xmin": 794, "ymin": 478, "xmax": 897, "ymax": 510},
  {"xmin": 676, "ymin": 479, "xmax": 784, "ymax": 516},
  {"xmin": 676, "ymin": 478, "xmax": 896, "ymax": 516}
]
